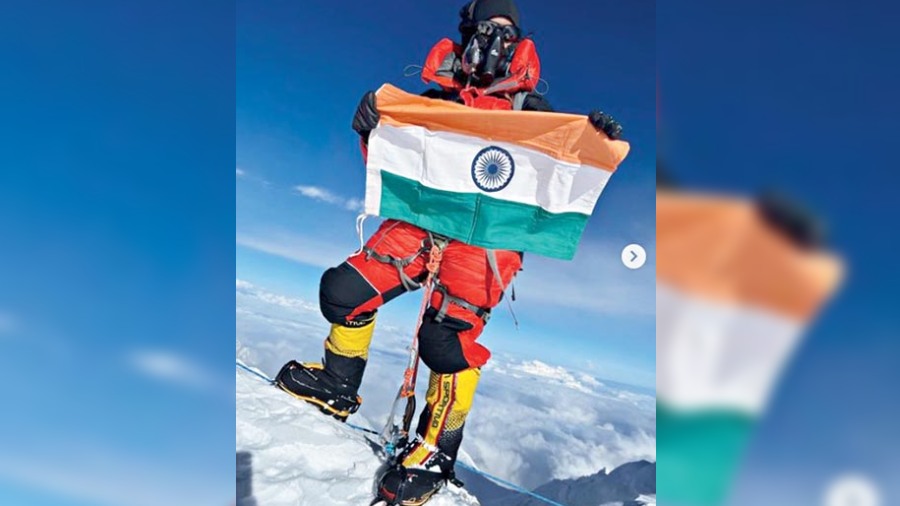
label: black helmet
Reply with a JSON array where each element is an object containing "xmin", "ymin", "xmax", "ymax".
[{"xmin": 459, "ymin": 0, "xmax": 520, "ymax": 37}]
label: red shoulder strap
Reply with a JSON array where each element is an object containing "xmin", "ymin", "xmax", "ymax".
[
  {"xmin": 421, "ymin": 38, "xmax": 463, "ymax": 90},
  {"xmin": 508, "ymin": 38, "xmax": 541, "ymax": 90},
  {"xmin": 483, "ymin": 38, "xmax": 541, "ymax": 95}
]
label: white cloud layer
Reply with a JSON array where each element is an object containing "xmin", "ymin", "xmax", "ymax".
[
  {"xmin": 237, "ymin": 279, "xmax": 318, "ymax": 313},
  {"xmin": 469, "ymin": 359, "xmax": 656, "ymax": 488},
  {"xmin": 294, "ymin": 185, "xmax": 364, "ymax": 212},
  {"xmin": 493, "ymin": 359, "xmax": 605, "ymax": 393},
  {"xmin": 236, "ymin": 279, "xmax": 656, "ymax": 491}
]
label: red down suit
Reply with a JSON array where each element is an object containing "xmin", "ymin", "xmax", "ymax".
[{"xmin": 320, "ymin": 219, "xmax": 522, "ymax": 373}]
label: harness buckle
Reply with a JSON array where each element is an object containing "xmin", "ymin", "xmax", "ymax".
[{"xmin": 431, "ymin": 280, "xmax": 491, "ymax": 325}]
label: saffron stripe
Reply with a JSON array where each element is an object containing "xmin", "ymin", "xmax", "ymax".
[
  {"xmin": 657, "ymin": 191, "xmax": 843, "ymax": 320},
  {"xmin": 375, "ymin": 84, "xmax": 630, "ymax": 169}
]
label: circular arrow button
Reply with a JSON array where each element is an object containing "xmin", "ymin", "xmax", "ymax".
[{"xmin": 621, "ymin": 244, "xmax": 646, "ymax": 270}]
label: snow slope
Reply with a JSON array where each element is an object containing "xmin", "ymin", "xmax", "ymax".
[
  {"xmin": 237, "ymin": 279, "xmax": 655, "ymax": 490},
  {"xmin": 236, "ymin": 366, "xmax": 480, "ymax": 506},
  {"xmin": 236, "ymin": 278, "xmax": 656, "ymax": 505}
]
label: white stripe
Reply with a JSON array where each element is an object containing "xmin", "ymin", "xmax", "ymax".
[
  {"xmin": 657, "ymin": 282, "xmax": 805, "ymax": 415},
  {"xmin": 367, "ymin": 123, "xmax": 613, "ymax": 215},
  {"xmin": 364, "ymin": 157, "xmax": 382, "ymax": 215}
]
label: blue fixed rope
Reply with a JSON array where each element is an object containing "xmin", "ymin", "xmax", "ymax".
[
  {"xmin": 236, "ymin": 359, "xmax": 275, "ymax": 384},
  {"xmin": 236, "ymin": 360, "xmax": 379, "ymax": 435},
  {"xmin": 236, "ymin": 360, "xmax": 571, "ymax": 506},
  {"xmin": 455, "ymin": 461, "xmax": 569, "ymax": 506}
]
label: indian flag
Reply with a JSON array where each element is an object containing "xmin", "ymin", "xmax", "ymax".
[
  {"xmin": 656, "ymin": 190, "xmax": 843, "ymax": 505},
  {"xmin": 364, "ymin": 84, "xmax": 630, "ymax": 260}
]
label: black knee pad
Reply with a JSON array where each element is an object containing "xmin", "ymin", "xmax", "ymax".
[
  {"xmin": 417, "ymin": 308, "xmax": 472, "ymax": 374},
  {"xmin": 319, "ymin": 262, "xmax": 378, "ymax": 324}
]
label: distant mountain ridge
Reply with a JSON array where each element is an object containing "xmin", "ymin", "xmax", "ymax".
[{"xmin": 459, "ymin": 459, "xmax": 656, "ymax": 506}]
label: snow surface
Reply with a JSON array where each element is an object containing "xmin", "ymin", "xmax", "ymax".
[
  {"xmin": 597, "ymin": 496, "xmax": 656, "ymax": 506},
  {"xmin": 237, "ymin": 278, "xmax": 655, "ymax": 495},
  {"xmin": 236, "ymin": 366, "xmax": 480, "ymax": 506}
]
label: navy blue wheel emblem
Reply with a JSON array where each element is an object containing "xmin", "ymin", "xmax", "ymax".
[{"xmin": 471, "ymin": 146, "xmax": 515, "ymax": 192}]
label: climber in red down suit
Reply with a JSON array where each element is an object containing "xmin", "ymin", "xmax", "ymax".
[{"xmin": 275, "ymin": 1, "xmax": 623, "ymax": 504}]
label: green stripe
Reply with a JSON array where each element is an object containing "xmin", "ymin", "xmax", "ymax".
[
  {"xmin": 378, "ymin": 172, "xmax": 588, "ymax": 260},
  {"xmin": 657, "ymin": 402, "xmax": 755, "ymax": 506}
]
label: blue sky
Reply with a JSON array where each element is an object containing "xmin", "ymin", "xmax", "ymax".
[
  {"xmin": 237, "ymin": 0, "xmax": 657, "ymax": 389},
  {"xmin": 0, "ymin": 2, "xmax": 234, "ymax": 505},
  {"xmin": 659, "ymin": 0, "xmax": 900, "ymax": 503},
  {"xmin": 3, "ymin": 1, "xmax": 896, "ymax": 504}
]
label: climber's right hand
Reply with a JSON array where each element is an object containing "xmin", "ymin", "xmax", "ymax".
[{"xmin": 352, "ymin": 91, "xmax": 380, "ymax": 142}]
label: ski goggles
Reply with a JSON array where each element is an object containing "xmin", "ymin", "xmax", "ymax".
[{"xmin": 471, "ymin": 20, "xmax": 521, "ymax": 42}]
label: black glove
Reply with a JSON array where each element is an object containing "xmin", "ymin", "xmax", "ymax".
[
  {"xmin": 352, "ymin": 91, "xmax": 380, "ymax": 142},
  {"xmin": 589, "ymin": 110, "xmax": 623, "ymax": 140},
  {"xmin": 756, "ymin": 190, "xmax": 826, "ymax": 249}
]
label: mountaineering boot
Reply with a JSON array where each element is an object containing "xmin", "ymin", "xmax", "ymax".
[
  {"xmin": 276, "ymin": 317, "xmax": 375, "ymax": 421},
  {"xmin": 375, "ymin": 368, "xmax": 480, "ymax": 505},
  {"xmin": 275, "ymin": 360, "xmax": 362, "ymax": 421},
  {"xmin": 376, "ymin": 442, "xmax": 457, "ymax": 506}
]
